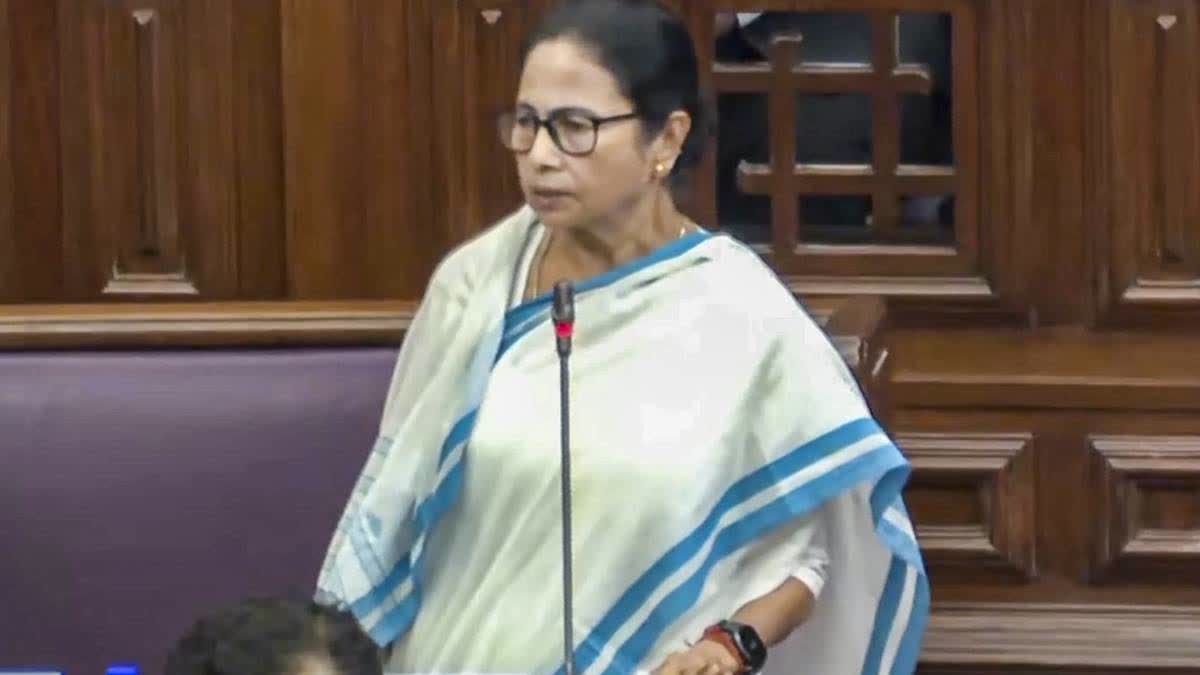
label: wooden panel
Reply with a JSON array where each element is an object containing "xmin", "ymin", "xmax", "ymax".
[
  {"xmin": 0, "ymin": 0, "xmax": 62, "ymax": 302},
  {"xmin": 282, "ymin": 0, "xmax": 438, "ymax": 299},
  {"xmin": 432, "ymin": 0, "xmax": 551, "ymax": 244},
  {"xmin": 57, "ymin": 0, "xmax": 100, "ymax": 298},
  {"xmin": 1028, "ymin": 0, "xmax": 1088, "ymax": 325},
  {"xmin": 922, "ymin": 603, "xmax": 1200, "ymax": 673},
  {"xmin": 280, "ymin": 0, "xmax": 356, "ymax": 298},
  {"xmin": 362, "ymin": 0, "xmax": 437, "ymax": 297},
  {"xmin": 899, "ymin": 432, "xmax": 1036, "ymax": 580},
  {"xmin": 1094, "ymin": 0, "xmax": 1200, "ymax": 326},
  {"xmin": 893, "ymin": 406, "xmax": 1200, "ymax": 602},
  {"xmin": 364, "ymin": 0, "xmax": 441, "ymax": 296},
  {"xmin": 179, "ymin": 0, "xmax": 238, "ymax": 299},
  {"xmin": 889, "ymin": 328, "xmax": 1200, "ymax": 411},
  {"xmin": 231, "ymin": 0, "xmax": 285, "ymax": 299},
  {"xmin": 58, "ymin": 0, "xmax": 284, "ymax": 301},
  {"xmin": 104, "ymin": 2, "xmax": 194, "ymax": 296},
  {"xmin": 58, "ymin": 0, "xmax": 258, "ymax": 299},
  {"xmin": 0, "ymin": 0, "xmax": 12, "ymax": 301},
  {"xmin": 1089, "ymin": 435, "xmax": 1200, "ymax": 582}
]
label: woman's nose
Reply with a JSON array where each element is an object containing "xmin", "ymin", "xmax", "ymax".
[{"xmin": 527, "ymin": 124, "xmax": 563, "ymax": 167}]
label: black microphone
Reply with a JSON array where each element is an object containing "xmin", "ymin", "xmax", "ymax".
[
  {"xmin": 552, "ymin": 281, "xmax": 575, "ymax": 357},
  {"xmin": 551, "ymin": 280, "xmax": 576, "ymax": 675}
]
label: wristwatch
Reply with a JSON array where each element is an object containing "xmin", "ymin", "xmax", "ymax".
[{"xmin": 702, "ymin": 620, "xmax": 767, "ymax": 674}]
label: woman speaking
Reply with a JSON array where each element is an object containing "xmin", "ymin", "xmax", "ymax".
[{"xmin": 316, "ymin": 1, "xmax": 927, "ymax": 673}]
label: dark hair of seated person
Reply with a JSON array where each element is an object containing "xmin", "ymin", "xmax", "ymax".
[{"xmin": 165, "ymin": 598, "xmax": 381, "ymax": 675}]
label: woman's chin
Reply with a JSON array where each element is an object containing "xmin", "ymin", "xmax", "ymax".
[{"xmin": 529, "ymin": 206, "xmax": 580, "ymax": 230}]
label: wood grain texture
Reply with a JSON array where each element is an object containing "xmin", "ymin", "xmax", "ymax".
[
  {"xmin": 431, "ymin": 0, "xmax": 545, "ymax": 244},
  {"xmin": 361, "ymin": 0, "xmax": 437, "ymax": 297},
  {"xmin": 922, "ymin": 603, "xmax": 1200, "ymax": 671},
  {"xmin": 282, "ymin": 0, "xmax": 438, "ymax": 300},
  {"xmin": 0, "ymin": 293, "xmax": 869, "ymax": 353},
  {"xmin": 96, "ymin": 1, "xmax": 198, "ymax": 298},
  {"xmin": 180, "ymin": 0, "xmax": 239, "ymax": 299},
  {"xmin": 0, "ymin": 300, "xmax": 417, "ymax": 348},
  {"xmin": 889, "ymin": 327, "xmax": 1200, "ymax": 411},
  {"xmin": 56, "ymin": 0, "xmax": 101, "ymax": 299},
  {"xmin": 900, "ymin": 431, "xmax": 1036, "ymax": 580},
  {"xmin": 232, "ymin": 0, "xmax": 285, "ymax": 299},
  {"xmin": 59, "ymin": 0, "xmax": 257, "ymax": 299},
  {"xmin": 1028, "ymin": 0, "xmax": 1087, "ymax": 325},
  {"xmin": 281, "ymin": 0, "xmax": 361, "ymax": 298},
  {"xmin": 893, "ymin": 407, "xmax": 1200, "ymax": 603},
  {"xmin": 0, "ymin": 0, "xmax": 13, "ymax": 301},
  {"xmin": 3, "ymin": 0, "xmax": 61, "ymax": 301},
  {"xmin": 1089, "ymin": 434, "xmax": 1200, "ymax": 582},
  {"xmin": 1093, "ymin": 0, "xmax": 1200, "ymax": 327}
]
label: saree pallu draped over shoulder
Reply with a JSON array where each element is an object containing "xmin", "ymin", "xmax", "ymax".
[{"xmin": 317, "ymin": 206, "xmax": 928, "ymax": 675}]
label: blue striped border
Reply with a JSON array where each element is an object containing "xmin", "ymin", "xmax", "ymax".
[
  {"xmin": 551, "ymin": 417, "xmax": 891, "ymax": 675},
  {"xmin": 862, "ymin": 556, "xmax": 907, "ymax": 675},
  {"xmin": 550, "ymin": 420, "xmax": 928, "ymax": 675},
  {"xmin": 498, "ymin": 231, "xmax": 712, "ymax": 360},
  {"xmin": 343, "ymin": 229, "xmax": 714, "ymax": 645},
  {"xmin": 598, "ymin": 443, "xmax": 904, "ymax": 675}
]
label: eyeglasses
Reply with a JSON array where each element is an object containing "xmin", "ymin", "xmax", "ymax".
[{"xmin": 497, "ymin": 108, "xmax": 639, "ymax": 157}]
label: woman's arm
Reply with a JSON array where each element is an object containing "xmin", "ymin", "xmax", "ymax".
[
  {"xmin": 729, "ymin": 576, "xmax": 818, "ymax": 647},
  {"xmin": 652, "ymin": 521, "xmax": 828, "ymax": 674},
  {"xmin": 651, "ymin": 577, "xmax": 820, "ymax": 675}
]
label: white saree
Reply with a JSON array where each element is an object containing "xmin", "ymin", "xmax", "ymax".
[{"xmin": 316, "ymin": 206, "xmax": 928, "ymax": 675}]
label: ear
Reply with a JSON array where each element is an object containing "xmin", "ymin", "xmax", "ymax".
[{"xmin": 650, "ymin": 110, "xmax": 693, "ymax": 173}]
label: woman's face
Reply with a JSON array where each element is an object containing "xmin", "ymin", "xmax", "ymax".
[{"xmin": 512, "ymin": 38, "xmax": 657, "ymax": 230}]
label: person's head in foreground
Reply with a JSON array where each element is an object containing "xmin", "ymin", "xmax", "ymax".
[{"xmin": 165, "ymin": 598, "xmax": 381, "ymax": 675}]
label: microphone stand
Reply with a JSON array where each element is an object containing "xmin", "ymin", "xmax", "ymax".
[{"xmin": 551, "ymin": 281, "xmax": 577, "ymax": 675}]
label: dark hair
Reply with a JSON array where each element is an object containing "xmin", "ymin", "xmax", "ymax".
[
  {"xmin": 522, "ymin": 0, "xmax": 712, "ymax": 187},
  {"xmin": 164, "ymin": 598, "xmax": 381, "ymax": 675}
]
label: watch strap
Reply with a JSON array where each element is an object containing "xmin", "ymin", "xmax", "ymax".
[{"xmin": 701, "ymin": 623, "xmax": 749, "ymax": 672}]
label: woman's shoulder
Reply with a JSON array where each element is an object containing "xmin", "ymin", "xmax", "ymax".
[
  {"xmin": 427, "ymin": 205, "xmax": 539, "ymax": 294},
  {"xmin": 695, "ymin": 233, "xmax": 818, "ymax": 328},
  {"xmin": 697, "ymin": 234, "xmax": 858, "ymax": 384}
]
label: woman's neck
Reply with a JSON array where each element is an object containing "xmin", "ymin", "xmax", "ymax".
[{"xmin": 550, "ymin": 188, "xmax": 689, "ymax": 275}]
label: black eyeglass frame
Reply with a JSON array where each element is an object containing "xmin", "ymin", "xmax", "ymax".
[{"xmin": 496, "ymin": 108, "xmax": 640, "ymax": 157}]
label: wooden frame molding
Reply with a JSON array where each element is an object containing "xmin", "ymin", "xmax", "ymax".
[
  {"xmin": 0, "ymin": 301, "xmax": 418, "ymax": 348},
  {"xmin": 923, "ymin": 602, "xmax": 1200, "ymax": 671},
  {"xmin": 898, "ymin": 432, "xmax": 1036, "ymax": 579},
  {"xmin": 0, "ymin": 295, "xmax": 882, "ymax": 351},
  {"xmin": 1089, "ymin": 0, "xmax": 1200, "ymax": 327},
  {"xmin": 889, "ymin": 329, "xmax": 1200, "ymax": 412},
  {"xmin": 1089, "ymin": 434, "xmax": 1200, "ymax": 582}
]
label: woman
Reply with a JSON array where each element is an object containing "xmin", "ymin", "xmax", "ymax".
[{"xmin": 316, "ymin": 1, "xmax": 927, "ymax": 673}]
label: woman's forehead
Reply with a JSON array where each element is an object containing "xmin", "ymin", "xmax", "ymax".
[{"xmin": 517, "ymin": 38, "xmax": 629, "ymax": 111}]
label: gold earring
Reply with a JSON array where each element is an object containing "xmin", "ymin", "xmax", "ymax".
[{"xmin": 654, "ymin": 162, "xmax": 667, "ymax": 178}]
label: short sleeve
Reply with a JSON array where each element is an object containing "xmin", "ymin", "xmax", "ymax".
[{"xmin": 790, "ymin": 515, "xmax": 830, "ymax": 598}]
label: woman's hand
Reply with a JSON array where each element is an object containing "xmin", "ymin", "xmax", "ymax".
[{"xmin": 651, "ymin": 639, "xmax": 742, "ymax": 675}]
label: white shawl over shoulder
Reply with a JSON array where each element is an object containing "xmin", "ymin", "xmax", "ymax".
[{"xmin": 317, "ymin": 207, "xmax": 927, "ymax": 675}]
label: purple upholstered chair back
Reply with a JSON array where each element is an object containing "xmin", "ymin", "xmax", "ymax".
[{"xmin": 0, "ymin": 348, "xmax": 397, "ymax": 675}]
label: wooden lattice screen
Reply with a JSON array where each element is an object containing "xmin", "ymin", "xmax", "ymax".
[{"xmin": 710, "ymin": 9, "xmax": 962, "ymax": 272}]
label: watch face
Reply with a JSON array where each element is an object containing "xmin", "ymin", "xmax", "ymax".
[
  {"xmin": 722, "ymin": 621, "xmax": 767, "ymax": 669},
  {"xmin": 737, "ymin": 624, "xmax": 765, "ymax": 653}
]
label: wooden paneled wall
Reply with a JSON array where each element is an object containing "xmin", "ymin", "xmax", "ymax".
[{"xmin": 3, "ymin": 0, "xmax": 1200, "ymax": 672}]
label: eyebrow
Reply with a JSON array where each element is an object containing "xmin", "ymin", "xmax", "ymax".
[{"xmin": 514, "ymin": 102, "xmax": 602, "ymax": 117}]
